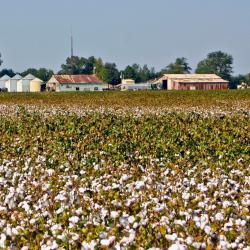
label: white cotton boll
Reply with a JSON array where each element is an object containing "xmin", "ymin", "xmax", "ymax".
[
  {"xmin": 128, "ymin": 216, "xmax": 135, "ymax": 224},
  {"xmin": 110, "ymin": 211, "xmax": 119, "ymax": 219},
  {"xmin": 114, "ymin": 243, "xmax": 121, "ymax": 250},
  {"xmin": 192, "ymin": 242, "xmax": 202, "ymax": 249},
  {"xmin": 69, "ymin": 216, "xmax": 79, "ymax": 224},
  {"xmin": 55, "ymin": 194, "xmax": 66, "ymax": 201},
  {"xmin": 182, "ymin": 192, "xmax": 190, "ymax": 201},
  {"xmin": 222, "ymin": 201, "xmax": 231, "ymax": 208},
  {"xmin": 79, "ymin": 187, "xmax": 86, "ymax": 193},
  {"xmin": 11, "ymin": 227, "xmax": 19, "ymax": 236},
  {"xmin": 76, "ymin": 207, "xmax": 83, "ymax": 215},
  {"xmin": 56, "ymin": 207, "xmax": 64, "ymax": 214},
  {"xmin": 100, "ymin": 236, "xmax": 115, "ymax": 247},
  {"xmin": 135, "ymin": 181, "xmax": 145, "ymax": 190},
  {"xmin": 185, "ymin": 236, "xmax": 193, "ymax": 245},
  {"xmin": 0, "ymin": 206, "xmax": 7, "ymax": 212},
  {"xmin": 168, "ymin": 243, "xmax": 187, "ymax": 250},
  {"xmin": 57, "ymin": 234, "xmax": 66, "ymax": 241},
  {"xmin": 99, "ymin": 232, "xmax": 108, "ymax": 239},
  {"xmin": 133, "ymin": 222, "xmax": 139, "ymax": 229},
  {"xmin": 72, "ymin": 234, "xmax": 79, "ymax": 241},
  {"xmin": 50, "ymin": 241, "xmax": 58, "ymax": 250},
  {"xmin": 0, "ymin": 234, "xmax": 6, "ymax": 249},
  {"xmin": 215, "ymin": 212, "xmax": 224, "ymax": 221},
  {"xmin": 46, "ymin": 169, "xmax": 55, "ymax": 176},
  {"xmin": 204, "ymin": 226, "xmax": 211, "ymax": 235},
  {"xmin": 21, "ymin": 247, "xmax": 29, "ymax": 250},
  {"xmin": 51, "ymin": 224, "xmax": 62, "ymax": 232},
  {"xmin": 5, "ymin": 226, "xmax": 12, "ymax": 236},
  {"xmin": 166, "ymin": 233, "xmax": 178, "ymax": 241}
]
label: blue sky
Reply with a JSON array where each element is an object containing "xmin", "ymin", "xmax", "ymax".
[{"xmin": 1, "ymin": 0, "xmax": 250, "ymax": 74}]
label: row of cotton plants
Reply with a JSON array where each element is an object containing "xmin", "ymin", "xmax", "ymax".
[{"xmin": 0, "ymin": 105, "xmax": 249, "ymax": 249}]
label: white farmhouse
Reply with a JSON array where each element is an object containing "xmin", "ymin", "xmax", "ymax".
[
  {"xmin": 46, "ymin": 74, "xmax": 107, "ymax": 92},
  {"xmin": 0, "ymin": 75, "xmax": 11, "ymax": 89},
  {"xmin": 5, "ymin": 74, "xmax": 22, "ymax": 92},
  {"xmin": 17, "ymin": 74, "xmax": 35, "ymax": 92}
]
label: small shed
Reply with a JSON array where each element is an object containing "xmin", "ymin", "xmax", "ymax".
[
  {"xmin": 0, "ymin": 75, "xmax": 11, "ymax": 89},
  {"xmin": 5, "ymin": 74, "xmax": 22, "ymax": 92},
  {"xmin": 30, "ymin": 78, "xmax": 43, "ymax": 92},
  {"xmin": 17, "ymin": 74, "xmax": 35, "ymax": 92}
]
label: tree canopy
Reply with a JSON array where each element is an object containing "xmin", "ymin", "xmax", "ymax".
[
  {"xmin": 195, "ymin": 51, "xmax": 233, "ymax": 80},
  {"xmin": 161, "ymin": 58, "xmax": 191, "ymax": 74},
  {"xmin": 21, "ymin": 68, "xmax": 54, "ymax": 82},
  {"xmin": 102, "ymin": 63, "xmax": 120, "ymax": 85},
  {"xmin": 0, "ymin": 69, "xmax": 15, "ymax": 78},
  {"xmin": 59, "ymin": 56, "xmax": 96, "ymax": 75},
  {"xmin": 123, "ymin": 64, "xmax": 158, "ymax": 83}
]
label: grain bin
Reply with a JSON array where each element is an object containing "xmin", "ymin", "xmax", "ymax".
[
  {"xmin": 17, "ymin": 74, "xmax": 36, "ymax": 92},
  {"xmin": 5, "ymin": 74, "xmax": 22, "ymax": 92},
  {"xmin": 30, "ymin": 78, "xmax": 43, "ymax": 92},
  {"xmin": 0, "ymin": 75, "xmax": 11, "ymax": 89}
]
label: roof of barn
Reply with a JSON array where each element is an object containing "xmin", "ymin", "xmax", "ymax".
[{"xmin": 53, "ymin": 74, "xmax": 104, "ymax": 84}]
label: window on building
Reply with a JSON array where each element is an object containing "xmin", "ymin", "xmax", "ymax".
[{"xmin": 76, "ymin": 87, "xmax": 80, "ymax": 91}]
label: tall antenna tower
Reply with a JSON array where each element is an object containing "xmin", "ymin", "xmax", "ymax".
[{"xmin": 70, "ymin": 27, "xmax": 74, "ymax": 58}]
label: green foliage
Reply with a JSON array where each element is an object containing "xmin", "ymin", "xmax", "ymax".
[
  {"xmin": 102, "ymin": 63, "xmax": 121, "ymax": 85},
  {"xmin": 196, "ymin": 51, "xmax": 233, "ymax": 80},
  {"xmin": 21, "ymin": 68, "xmax": 54, "ymax": 82},
  {"xmin": 123, "ymin": 64, "xmax": 157, "ymax": 83},
  {"xmin": 161, "ymin": 57, "xmax": 191, "ymax": 74},
  {"xmin": 0, "ymin": 68, "xmax": 15, "ymax": 78}
]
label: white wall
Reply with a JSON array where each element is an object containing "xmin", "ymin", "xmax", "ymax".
[{"xmin": 59, "ymin": 84, "xmax": 106, "ymax": 92}]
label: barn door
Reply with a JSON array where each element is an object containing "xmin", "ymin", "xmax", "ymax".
[{"xmin": 162, "ymin": 80, "xmax": 168, "ymax": 90}]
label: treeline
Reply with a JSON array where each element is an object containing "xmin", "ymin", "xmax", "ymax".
[{"xmin": 0, "ymin": 51, "xmax": 249, "ymax": 88}]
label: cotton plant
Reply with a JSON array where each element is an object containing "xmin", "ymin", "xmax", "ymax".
[{"xmin": 0, "ymin": 104, "xmax": 249, "ymax": 249}]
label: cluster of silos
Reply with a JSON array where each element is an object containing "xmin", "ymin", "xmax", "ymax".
[{"xmin": 0, "ymin": 74, "xmax": 44, "ymax": 92}]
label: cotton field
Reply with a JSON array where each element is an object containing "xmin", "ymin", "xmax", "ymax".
[{"xmin": 0, "ymin": 93, "xmax": 249, "ymax": 250}]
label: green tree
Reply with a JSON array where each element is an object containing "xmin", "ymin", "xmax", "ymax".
[
  {"xmin": 102, "ymin": 63, "xmax": 121, "ymax": 85},
  {"xmin": 196, "ymin": 51, "xmax": 233, "ymax": 80},
  {"xmin": 123, "ymin": 64, "xmax": 157, "ymax": 83},
  {"xmin": 21, "ymin": 68, "xmax": 54, "ymax": 82},
  {"xmin": 59, "ymin": 56, "xmax": 98, "ymax": 75},
  {"xmin": 60, "ymin": 56, "xmax": 88, "ymax": 75},
  {"xmin": 123, "ymin": 65, "xmax": 138, "ymax": 81},
  {"xmin": 161, "ymin": 57, "xmax": 191, "ymax": 74},
  {"xmin": 0, "ymin": 69, "xmax": 15, "ymax": 78}
]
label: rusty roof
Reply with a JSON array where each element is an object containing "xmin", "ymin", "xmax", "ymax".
[{"xmin": 54, "ymin": 74, "xmax": 104, "ymax": 84}]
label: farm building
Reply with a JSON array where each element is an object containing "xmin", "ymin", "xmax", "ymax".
[
  {"xmin": 17, "ymin": 74, "xmax": 36, "ymax": 92},
  {"xmin": 155, "ymin": 74, "xmax": 229, "ymax": 90},
  {"xmin": 118, "ymin": 79, "xmax": 135, "ymax": 91},
  {"xmin": 0, "ymin": 75, "xmax": 11, "ymax": 90},
  {"xmin": 5, "ymin": 74, "xmax": 22, "ymax": 92},
  {"xmin": 46, "ymin": 74, "xmax": 107, "ymax": 92},
  {"xmin": 117, "ymin": 79, "xmax": 154, "ymax": 91}
]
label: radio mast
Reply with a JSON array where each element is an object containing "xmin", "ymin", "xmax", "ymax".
[{"xmin": 71, "ymin": 27, "xmax": 74, "ymax": 58}]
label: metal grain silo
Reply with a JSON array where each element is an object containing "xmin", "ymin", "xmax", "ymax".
[
  {"xmin": 30, "ymin": 78, "xmax": 43, "ymax": 92},
  {"xmin": 6, "ymin": 74, "xmax": 22, "ymax": 92},
  {"xmin": 0, "ymin": 75, "xmax": 11, "ymax": 90},
  {"xmin": 17, "ymin": 74, "xmax": 35, "ymax": 92}
]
